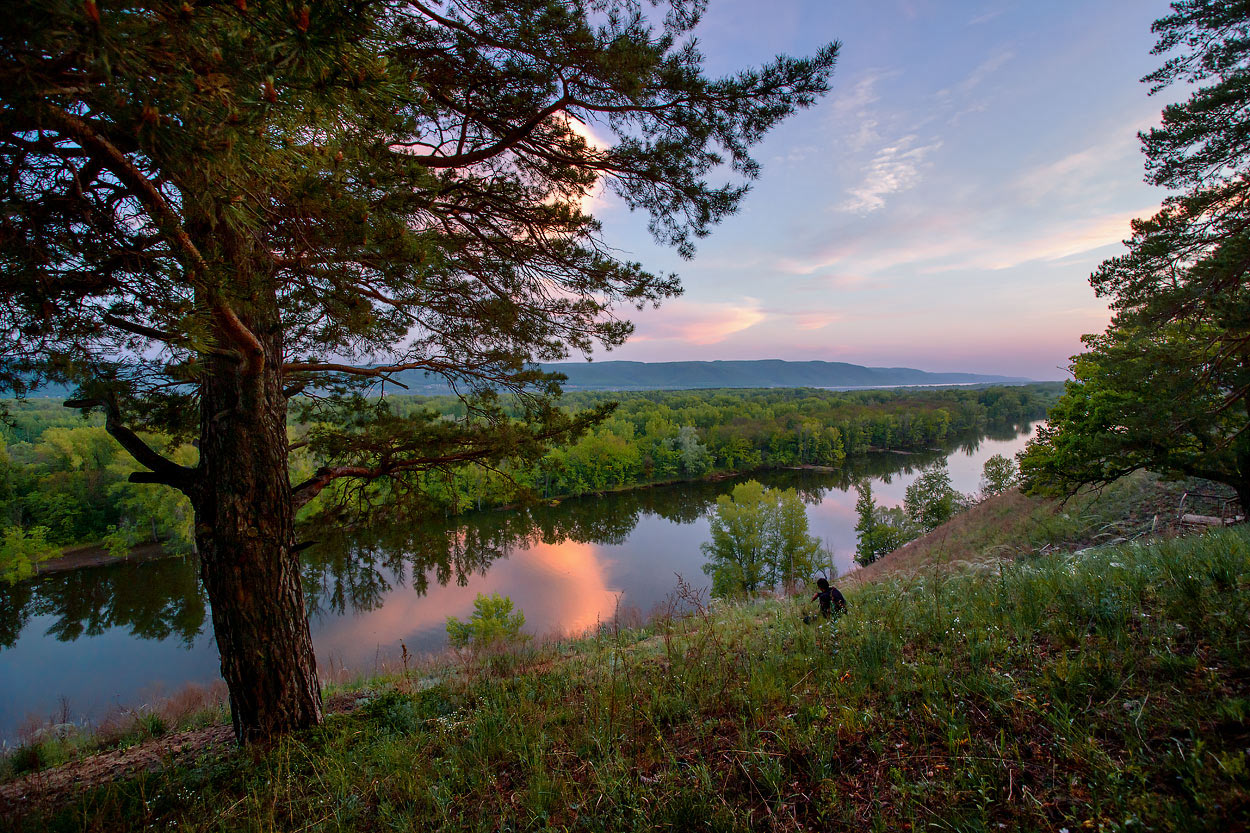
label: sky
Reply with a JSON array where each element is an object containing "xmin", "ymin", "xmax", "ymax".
[{"xmin": 577, "ymin": 0, "xmax": 1178, "ymax": 381}]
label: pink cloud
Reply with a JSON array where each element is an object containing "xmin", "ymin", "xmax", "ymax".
[{"xmin": 629, "ymin": 298, "xmax": 767, "ymax": 345}]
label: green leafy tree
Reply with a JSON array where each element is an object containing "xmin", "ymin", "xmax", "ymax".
[
  {"xmin": 702, "ymin": 480, "xmax": 821, "ymax": 596},
  {"xmin": 1021, "ymin": 2, "xmax": 1250, "ymax": 505},
  {"xmin": 703, "ymin": 480, "xmax": 773, "ymax": 596},
  {"xmin": 853, "ymin": 481, "xmax": 879, "ymax": 565},
  {"xmin": 0, "ymin": 0, "xmax": 835, "ymax": 740},
  {"xmin": 0, "ymin": 526, "xmax": 56, "ymax": 584},
  {"xmin": 769, "ymin": 487, "xmax": 822, "ymax": 590},
  {"xmin": 979, "ymin": 453, "xmax": 1019, "ymax": 497},
  {"xmin": 446, "ymin": 593, "xmax": 528, "ymax": 651},
  {"xmin": 904, "ymin": 461, "xmax": 964, "ymax": 533},
  {"xmin": 673, "ymin": 425, "xmax": 712, "ymax": 477}
]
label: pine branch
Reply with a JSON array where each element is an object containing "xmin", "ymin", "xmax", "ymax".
[
  {"xmin": 43, "ymin": 107, "xmax": 211, "ymax": 276},
  {"xmin": 291, "ymin": 446, "xmax": 487, "ymax": 509},
  {"xmin": 45, "ymin": 107, "xmax": 266, "ymax": 373},
  {"xmin": 403, "ymin": 96, "xmax": 572, "ymax": 169},
  {"xmin": 101, "ymin": 313, "xmax": 177, "ymax": 343},
  {"xmin": 63, "ymin": 396, "xmax": 198, "ymax": 493}
]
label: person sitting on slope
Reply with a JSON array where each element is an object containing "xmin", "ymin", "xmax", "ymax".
[{"xmin": 811, "ymin": 576, "xmax": 848, "ymax": 619}]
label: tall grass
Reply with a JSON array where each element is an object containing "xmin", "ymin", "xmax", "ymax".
[{"xmin": 9, "ymin": 528, "xmax": 1249, "ymax": 832}]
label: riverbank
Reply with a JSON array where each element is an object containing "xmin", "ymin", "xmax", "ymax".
[
  {"xmin": 14, "ymin": 450, "xmax": 959, "ymax": 579},
  {"xmin": 33, "ymin": 541, "xmax": 172, "ymax": 575},
  {"xmin": 3, "ymin": 482, "xmax": 1246, "ymax": 830}
]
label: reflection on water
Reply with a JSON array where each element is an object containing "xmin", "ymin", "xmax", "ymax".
[{"xmin": 0, "ymin": 424, "xmax": 1036, "ymax": 741}]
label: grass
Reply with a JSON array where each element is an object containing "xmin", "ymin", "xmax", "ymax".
[{"xmin": 5, "ymin": 518, "xmax": 1248, "ymax": 832}]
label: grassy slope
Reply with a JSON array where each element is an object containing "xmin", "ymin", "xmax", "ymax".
[{"xmin": 6, "ymin": 491, "xmax": 1250, "ymax": 832}]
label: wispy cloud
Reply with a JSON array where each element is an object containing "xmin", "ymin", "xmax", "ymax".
[
  {"xmin": 772, "ymin": 203, "xmax": 1154, "ymax": 279},
  {"xmin": 793, "ymin": 311, "xmax": 841, "ymax": 330},
  {"xmin": 829, "ymin": 69, "xmax": 900, "ymax": 152},
  {"xmin": 936, "ymin": 49, "xmax": 1015, "ymax": 100},
  {"xmin": 1013, "ymin": 125, "xmax": 1148, "ymax": 205},
  {"xmin": 967, "ymin": 7, "xmax": 1005, "ymax": 26},
  {"xmin": 966, "ymin": 206, "xmax": 1154, "ymax": 270},
  {"xmin": 839, "ymin": 136, "xmax": 941, "ymax": 213},
  {"xmin": 630, "ymin": 298, "xmax": 767, "ymax": 345}
]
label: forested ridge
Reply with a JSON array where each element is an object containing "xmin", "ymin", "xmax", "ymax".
[
  {"xmin": 385, "ymin": 359, "xmax": 1031, "ymax": 392},
  {"xmin": 0, "ymin": 384, "xmax": 1056, "ymax": 566}
]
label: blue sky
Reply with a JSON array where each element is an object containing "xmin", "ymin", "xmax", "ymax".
[{"xmin": 581, "ymin": 0, "xmax": 1176, "ymax": 380}]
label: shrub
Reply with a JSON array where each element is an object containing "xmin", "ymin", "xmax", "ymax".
[{"xmin": 446, "ymin": 593, "xmax": 528, "ymax": 651}]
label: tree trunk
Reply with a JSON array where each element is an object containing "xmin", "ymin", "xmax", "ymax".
[{"xmin": 193, "ymin": 304, "xmax": 322, "ymax": 744}]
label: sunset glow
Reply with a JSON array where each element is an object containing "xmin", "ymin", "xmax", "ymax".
[{"xmin": 580, "ymin": 0, "xmax": 1174, "ymax": 380}]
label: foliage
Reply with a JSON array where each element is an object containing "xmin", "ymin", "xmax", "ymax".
[
  {"xmin": 0, "ymin": 385, "xmax": 1054, "ymax": 556},
  {"xmin": 852, "ymin": 464, "xmax": 968, "ymax": 567},
  {"xmin": 903, "ymin": 460, "xmax": 965, "ymax": 533},
  {"xmin": 979, "ymin": 453, "xmax": 1019, "ymax": 496},
  {"xmin": 17, "ymin": 527, "xmax": 1250, "ymax": 831},
  {"xmin": 0, "ymin": 418, "xmax": 195, "ymax": 552},
  {"xmin": 853, "ymin": 481, "xmax": 908, "ymax": 567},
  {"xmin": 394, "ymin": 383, "xmax": 1054, "ymax": 508},
  {"xmin": 445, "ymin": 593, "xmax": 528, "ymax": 652},
  {"xmin": 701, "ymin": 480, "xmax": 822, "ymax": 596},
  {"xmin": 0, "ymin": 525, "xmax": 56, "ymax": 584},
  {"xmin": 100, "ymin": 526, "xmax": 130, "ymax": 561},
  {"xmin": 1022, "ymin": 1, "xmax": 1250, "ymax": 503}
]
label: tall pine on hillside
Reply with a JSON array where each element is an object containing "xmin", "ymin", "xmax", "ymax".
[
  {"xmin": 0, "ymin": 0, "xmax": 837, "ymax": 741},
  {"xmin": 1021, "ymin": 1, "xmax": 1250, "ymax": 505}
]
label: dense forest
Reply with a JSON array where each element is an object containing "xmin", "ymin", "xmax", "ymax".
[{"xmin": 0, "ymin": 384, "xmax": 1056, "ymax": 566}]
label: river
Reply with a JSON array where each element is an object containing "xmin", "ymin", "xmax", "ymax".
[{"xmin": 0, "ymin": 423, "xmax": 1037, "ymax": 743}]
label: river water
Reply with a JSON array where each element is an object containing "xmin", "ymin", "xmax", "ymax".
[{"xmin": 0, "ymin": 424, "xmax": 1036, "ymax": 742}]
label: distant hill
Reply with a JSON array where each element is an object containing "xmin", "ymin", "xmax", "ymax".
[
  {"xmin": 388, "ymin": 359, "xmax": 1031, "ymax": 393},
  {"xmin": 13, "ymin": 360, "xmax": 1033, "ymax": 399}
]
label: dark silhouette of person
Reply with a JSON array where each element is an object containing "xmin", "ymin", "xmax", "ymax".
[{"xmin": 811, "ymin": 577, "xmax": 848, "ymax": 618}]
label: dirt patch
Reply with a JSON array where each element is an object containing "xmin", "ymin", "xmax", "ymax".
[{"xmin": 0, "ymin": 723, "xmax": 234, "ymax": 815}]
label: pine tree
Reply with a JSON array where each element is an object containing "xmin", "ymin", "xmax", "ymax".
[
  {"xmin": 0, "ymin": 0, "xmax": 836, "ymax": 741},
  {"xmin": 1021, "ymin": 1, "xmax": 1250, "ymax": 504},
  {"xmin": 853, "ymin": 481, "xmax": 881, "ymax": 566}
]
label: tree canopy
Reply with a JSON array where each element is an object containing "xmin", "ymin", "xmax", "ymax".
[
  {"xmin": 1020, "ymin": 0, "xmax": 1250, "ymax": 506},
  {"xmin": 700, "ymin": 479, "xmax": 823, "ymax": 597},
  {"xmin": 0, "ymin": 0, "xmax": 837, "ymax": 740}
]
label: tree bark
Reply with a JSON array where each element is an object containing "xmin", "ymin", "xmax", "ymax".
[{"xmin": 193, "ymin": 299, "xmax": 322, "ymax": 744}]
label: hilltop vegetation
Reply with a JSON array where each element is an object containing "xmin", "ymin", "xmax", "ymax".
[{"xmin": 3, "ymin": 492, "xmax": 1246, "ymax": 831}]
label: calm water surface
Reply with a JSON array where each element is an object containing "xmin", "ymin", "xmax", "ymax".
[{"xmin": 0, "ymin": 424, "xmax": 1036, "ymax": 741}]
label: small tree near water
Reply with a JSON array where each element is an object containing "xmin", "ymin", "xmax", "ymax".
[
  {"xmin": 980, "ymin": 454, "xmax": 1020, "ymax": 497},
  {"xmin": 854, "ymin": 463, "xmax": 969, "ymax": 567},
  {"xmin": 904, "ymin": 461, "xmax": 965, "ymax": 533},
  {"xmin": 0, "ymin": 526, "xmax": 56, "ymax": 584},
  {"xmin": 702, "ymin": 480, "xmax": 822, "ymax": 597},
  {"xmin": 853, "ymin": 481, "xmax": 913, "ymax": 567},
  {"xmin": 446, "ymin": 593, "xmax": 528, "ymax": 652}
]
